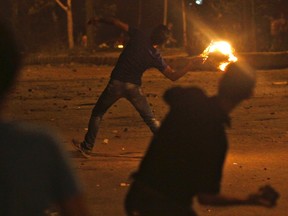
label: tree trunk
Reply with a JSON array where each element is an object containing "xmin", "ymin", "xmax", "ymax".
[
  {"xmin": 55, "ymin": 0, "xmax": 74, "ymax": 49},
  {"xmin": 138, "ymin": 0, "xmax": 142, "ymax": 27},
  {"xmin": 85, "ymin": 0, "xmax": 95, "ymax": 48},
  {"xmin": 242, "ymin": 0, "xmax": 256, "ymax": 52},
  {"xmin": 182, "ymin": 0, "xmax": 187, "ymax": 48},
  {"xmin": 163, "ymin": 0, "xmax": 168, "ymax": 25},
  {"xmin": 11, "ymin": 0, "xmax": 18, "ymax": 26},
  {"xmin": 67, "ymin": 0, "xmax": 74, "ymax": 49}
]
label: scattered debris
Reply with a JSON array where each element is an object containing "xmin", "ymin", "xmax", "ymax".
[
  {"xmin": 120, "ymin": 182, "xmax": 130, "ymax": 187},
  {"xmin": 112, "ymin": 130, "xmax": 121, "ymax": 138},
  {"xmin": 272, "ymin": 81, "xmax": 288, "ymax": 85},
  {"xmin": 103, "ymin": 138, "xmax": 109, "ymax": 144},
  {"xmin": 244, "ymin": 105, "xmax": 253, "ymax": 109}
]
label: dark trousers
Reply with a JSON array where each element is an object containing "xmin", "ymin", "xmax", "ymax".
[
  {"xmin": 84, "ymin": 79, "xmax": 159, "ymax": 149},
  {"xmin": 125, "ymin": 181, "xmax": 197, "ymax": 216}
]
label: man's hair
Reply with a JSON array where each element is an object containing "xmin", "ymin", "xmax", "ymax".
[
  {"xmin": 0, "ymin": 22, "xmax": 21, "ymax": 99},
  {"xmin": 150, "ymin": 24, "xmax": 170, "ymax": 46},
  {"xmin": 218, "ymin": 62, "xmax": 256, "ymax": 103}
]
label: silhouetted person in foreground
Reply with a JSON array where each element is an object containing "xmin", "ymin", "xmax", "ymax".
[
  {"xmin": 125, "ymin": 62, "xmax": 279, "ymax": 216},
  {"xmin": 0, "ymin": 21, "xmax": 89, "ymax": 216},
  {"xmin": 73, "ymin": 17, "xmax": 203, "ymax": 158}
]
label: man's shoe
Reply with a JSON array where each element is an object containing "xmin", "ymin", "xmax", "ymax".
[{"xmin": 72, "ymin": 139, "xmax": 92, "ymax": 158}]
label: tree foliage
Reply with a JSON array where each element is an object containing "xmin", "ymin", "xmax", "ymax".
[
  {"xmin": 1, "ymin": 0, "xmax": 286, "ymax": 52},
  {"xmin": 28, "ymin": 0, "xmax": 55, "ymax": 15},
  {"xmin": 29, "ymin": 0, "xmax": 74, "ymax": 49}
]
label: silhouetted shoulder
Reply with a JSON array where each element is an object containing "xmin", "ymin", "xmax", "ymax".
[
  {"xmin": 0, "ymin": 122, "xmax": 60, "ymax": 151},
  {"xmin": 163, "ymin": 86, "xmax": 208, "ymax": 109}
]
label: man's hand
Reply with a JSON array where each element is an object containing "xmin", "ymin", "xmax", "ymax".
[
  {"xmin": 248, "ymin": 185, "xmax": 280, "ymax": 207},
  {"xmin": 181, "ymin": 55, "xmax": 205, "ymax": 71},
  {"xmin": 188, "ymin": 55, "xmax": 206, "ymax": 66}
]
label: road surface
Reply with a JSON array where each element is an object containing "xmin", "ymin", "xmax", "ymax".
[{"xmin": 4, "ymin": 64, "xmax": 288, "ymax": 216}]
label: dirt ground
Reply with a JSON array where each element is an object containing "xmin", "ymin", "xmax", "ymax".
[{"xmin": 3, "ymin": 64, "xmax": 288, "ymax": 216}]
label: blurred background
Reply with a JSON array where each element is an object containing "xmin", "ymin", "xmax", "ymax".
[{"xmin": 0, "ymin": 0, "xmax": 287, "ymax": 54}]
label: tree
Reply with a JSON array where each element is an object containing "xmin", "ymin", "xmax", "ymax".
[
  {"xmin": 55, "ymin": 0, "xmax": 74, "ymax": 49},
  {"xmin": 182, "ymin": 0, "xmax": 188, "ymax": 48},
  {"xmin": 29, "ymin": 0, "xmax": 74, "ymax": 49}
]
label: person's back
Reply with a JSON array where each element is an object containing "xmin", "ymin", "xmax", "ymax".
[
  {"xmin": 128, "ymin": 87, "xmax": 228, "ymax": 214},
  {"xmin": 110, "ymin": 25, "xmax": 168, "ymax": 86},
  {"xmin": 0, "ymin": 123, "xmax": 81, "ymax": 215},
  {"xmin": 0, "ymin": 21, "xmax": 89, "ymax": 216}
]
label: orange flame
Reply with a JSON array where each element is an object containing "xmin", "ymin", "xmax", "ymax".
[{"xmin": 201, "ymin": 41, "xmax": 238, "ymax": 71}]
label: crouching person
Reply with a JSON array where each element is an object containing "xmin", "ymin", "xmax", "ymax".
[{"xmin": 124, "ymin": 62, "xmax": 279, "ymax": 216}]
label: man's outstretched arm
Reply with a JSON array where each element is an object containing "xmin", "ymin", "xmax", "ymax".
[
  {"xmin": 87, "ymin": 17, "xmax": 129, "ymax": 32},
  {"xmin": 161, "ymin": 56, "xmax": 205, "ymax": 81},
  {"xmin": 197, "ymin": 185, "xmax": 279, "ymax": 208}
]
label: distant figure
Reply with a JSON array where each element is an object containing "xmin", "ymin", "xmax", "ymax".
[
  {"xmin": 82, "ymin": 34, "xmax": 88, "ymax": 47},
  {"xmin": 125, "ymin": 62, "xmax": 279, "ymax": 216},
  {"xmin": 165, "ymin": 22, "xmax": 177, "ymax": 48},
  {"xmin": 270, "ymin": 14, "xmax": 287, "ymax": 51},
  {"xmin": 72, "ymin": 17, "xmax": 203, "ymax": 157},
  {"xmin": 0, "ymin": 21, "xmax": 89, "ymax": 216}
]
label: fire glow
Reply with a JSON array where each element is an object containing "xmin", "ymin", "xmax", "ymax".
[{"xmin": 201, "ymin": 41, "xmax": 238, "ymax": 71}]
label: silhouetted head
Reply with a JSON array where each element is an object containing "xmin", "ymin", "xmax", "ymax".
[
  {"xmin": 218, "ymin": 62, "xmax": 256, "ymax": 104},
  {"xmin": 0, "ymin": 22, "xmax": 21, "ymax": 100},
  {"xmin": 150, "ymin": 24, "xmax": 170, "ymax": 46}
]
